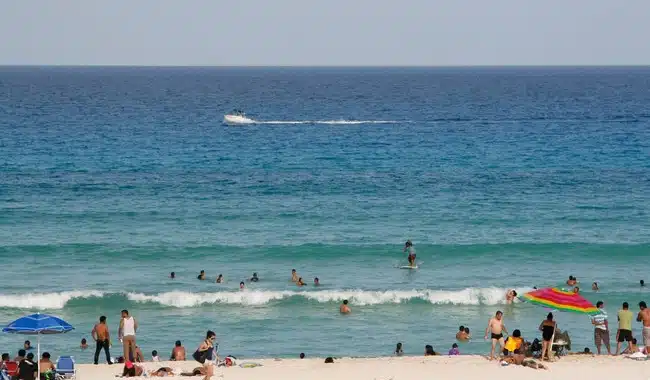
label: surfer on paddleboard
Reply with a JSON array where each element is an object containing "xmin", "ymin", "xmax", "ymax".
[{"xmin": 403, "ymin": 240, "xmax": 416, "ymax": 267}]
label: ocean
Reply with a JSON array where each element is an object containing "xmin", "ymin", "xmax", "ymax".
[{"xmin": 0, "ymin": 66, "xmax": 649, "ymax": 361}]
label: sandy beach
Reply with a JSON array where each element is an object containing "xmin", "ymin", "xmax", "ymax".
[{"xmin": 75, "ymin": 355, "xmax": 650, "ymax": 380}]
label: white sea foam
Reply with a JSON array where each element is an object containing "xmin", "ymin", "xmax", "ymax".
[
  {"xmin": 0, "ymin": 290, "xmax": 105, "ymax": 310},
  {"xmin": 125, "ymin": 290, "xmax": 294, "ymax": 307},
  {"xmin": 0, "ymin": 288, "xmax": 529, "ymax": 309}
]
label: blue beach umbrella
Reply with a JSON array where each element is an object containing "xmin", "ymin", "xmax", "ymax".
[{"xmin": 3, "ymin": 313, "xmax": 74, "ymax": 375}]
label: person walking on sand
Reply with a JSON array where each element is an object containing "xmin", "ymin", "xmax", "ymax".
[
  {"xmin": 637, "ymin": 301, "xmax": 650, "ymax": 354},
  {"xmin": 615, "ymin": 302, "xmax": 633, "ymax": 355},
  {"xmin": 591, "ymin": 301, "xmax": 611, "ymax": 355},
  {"xmin": 193, "ymin": 331, "xmax": 216, "ymax": 380},
  {"xmin": 91, "ymin": 316, "xmax": 112, "ymax": 365},
  {"xmin": 484, "ymin": 310, "xmax": 507, "ymax": 360},
  {"xmin": 118, "ymin": 310, "xmax": 138, "ymax": 363}
]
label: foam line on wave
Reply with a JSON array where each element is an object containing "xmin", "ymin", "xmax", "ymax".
[{"xmin": 0, "ymin": 287, "xmax": 531, "ymax": 309}]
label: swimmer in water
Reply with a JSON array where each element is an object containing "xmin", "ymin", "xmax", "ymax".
[
  {"xmin": 592, "ymin": 282, "xmax": 599, "ymax": 291},
  {"xmin": 403, "ymin": 240, "xmax": 416, "ymax": 267},
  {"xmin": 340, "ymin": 300, "xmax": 351, "ymax": 314},
  {"xmin": 239, "ymin": 281, "xmax": 245, "ymax": 290},
  {"xmin": 314, "ymin": 277, "xmax": 320, "ymax": 286},
  {"xmin": 170, "ymin": 272, "xmax": 175, "ymax": 279},
  {"xmin": 216, "ymin": 274, "xmax": 223, "ymax": 283},
  {"xmin": 197, "ymin": 270, "xmax": 205, "ymax": 281},
  {"xmin": 250, "ymin": 273, "xmax": 259, "ymax": 282},
  {"xmin": 506, "ymin": 290, "xmax": 517, "ymax": 304},
  {"xmin": 297, "ymin": 277, "xmax": 306, "ymax": 287},
  {"xmin": 291, "ymin": 269, "xmax": 299, "ymax": 283}
]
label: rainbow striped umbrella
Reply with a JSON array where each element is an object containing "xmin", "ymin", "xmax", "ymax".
[{"xmin": 520, "ymin": 287, "xmax": 600, "ymax": 315}]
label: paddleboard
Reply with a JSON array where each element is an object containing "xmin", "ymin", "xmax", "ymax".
[{"xmin": 399, "ymin": 265, "xmax": 418, "ymax": 270}]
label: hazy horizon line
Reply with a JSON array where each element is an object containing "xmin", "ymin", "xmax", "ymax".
[{"xmin": 2, "ymin": 64, "xmax": 650, "ymax": 69}]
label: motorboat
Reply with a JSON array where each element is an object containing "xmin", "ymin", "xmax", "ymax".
[{"xmin": 223, "ymin": 110, "xmax": 255, "ymax": 125}]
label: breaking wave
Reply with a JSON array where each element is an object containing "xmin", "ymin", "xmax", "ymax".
[{"xmin": 0, "ymin": 287, "xmax": 528, "ymax": 310}]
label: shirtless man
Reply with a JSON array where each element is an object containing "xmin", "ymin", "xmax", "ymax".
[
  {"xmin": 340, "ymin": 300, "xmax": 351, "ymax": 314},
  {"xmin": 637, "ymin": 301, "xmax": 650, "ymax": 354},
  {"xmin": 91, "ymin": 316, "xmax": 111, "ymax": 365},
  {"xmin": 485, "ymin": 311, "xmax": 508, "ymax": 360},
  {"xmin": 291, "ymin": 269, "xmax": 299, "ymax": 282},
  {"xmin": 506, "ymin": 290, "xmax": 517, "ymax": 304},
  {"xmin": 170, "ymin": 340, "xmax": 186, "ymax": 361}
]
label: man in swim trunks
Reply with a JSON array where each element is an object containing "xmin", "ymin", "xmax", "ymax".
[
  {"xmin": 637, "ymin": 301, "xmax": 650, "ymax": 354},
  {"xmin": 485, "ymin": 310, "xmax": 508, "ymax": 360},
  {"xmin": 615, "ymin": 302, "xmax": 634, "ymax": 355},
  {"xmin": 403, "ymin": 240, "xmax": 416, "ymax": 267}
]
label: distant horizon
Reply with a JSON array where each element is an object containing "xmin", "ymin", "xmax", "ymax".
[{"xmin": 2, "ymin": 64, "xmax": 650, "ymax": 69}]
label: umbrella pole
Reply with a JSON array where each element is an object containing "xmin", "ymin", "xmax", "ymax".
[{"xmin": 37, "ymin": 333, "xmax": 41, "ymax": 377}]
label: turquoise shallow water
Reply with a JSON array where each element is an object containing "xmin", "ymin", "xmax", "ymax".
[{"xmin": 1, "ymin": 67, "xmax": 650, "ymax": 361}]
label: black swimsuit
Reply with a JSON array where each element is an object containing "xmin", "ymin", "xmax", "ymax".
[{"xmin": 542, "ymin": 324, "xmax": 555, "ymax": 341}]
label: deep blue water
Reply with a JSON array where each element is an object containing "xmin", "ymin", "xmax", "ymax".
[{"xmin": 1, "ymin": 67, "xmax": 649, "ymax": 361}]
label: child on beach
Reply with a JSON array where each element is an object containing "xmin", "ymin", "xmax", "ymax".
[
  {"xmin": 152, "ymin": 350, "xmax": 160, "ymax": 362},
  {"xmin": 448, "ymin": 343, "xmax": 460, "ymax": 355}
]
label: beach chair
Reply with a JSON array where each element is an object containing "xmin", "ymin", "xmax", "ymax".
[{"xmin": 55, "ymin": 356, "xmax": 76, "ymax": 379}]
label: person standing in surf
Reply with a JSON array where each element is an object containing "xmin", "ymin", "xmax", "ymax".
[{"xmin": 403, "ymin": 240, "xmax": 416, "ymax": 267}]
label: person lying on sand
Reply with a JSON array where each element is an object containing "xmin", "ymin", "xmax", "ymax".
[
  {"xmin": 501, "ymin": 354, "xmax": 547, "ymax": 370},
  {"xmin": 180, "ymin": 367, "xmax": 207, "ymax": 376},
  {"xmin": 568, "ymin": 347, "xmax": 595, "ymax": 356}
]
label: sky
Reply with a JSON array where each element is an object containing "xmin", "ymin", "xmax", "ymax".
[{"xmin": 1, "ymin": 0, "xmax": 649, "ymax": 66}]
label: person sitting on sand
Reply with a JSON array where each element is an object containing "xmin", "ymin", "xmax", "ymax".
[
  {"xmin": 485, "ymin": 311, "xmax": 508, "ymax": 361},
  {"xmin": 503, "ymin": 329, "xmax": 523, "ymax": 355},
  {"xmin": 296, "ymin": 277, "xmax": 306, "ymax": 287},
  {"xmin": 133, "ymin": 346, "xmax": 144, "ymax": 363},
  {"xmin": 424, "ymin": 345, "xmax": 438, "ymax": 356},
  {"xmin": 501, "ymin": 354, "xmax": 547, "ymax": 370},
  {"xmin": 506, "ymin": 290, "xmax": 517, "ymax": 304},
  {"xmin": 448, "ymin": 343, "xmax": 460, "ymax": 355},
  {"xmin": 250, "ymin": 273, "xmax": 259, "ymax": 282},
  {"xmin": 152, "ymin": 350, "xmax": 160, "ymax": 362},
  {"xmin": 39, "ymin": 352, "xmax": 56, "ymax": 378},
  {"xmin": 216, "ymin": 274, "xmax": 223, "ymax": 283},
  {"xmin": 197, "ymin": 270, "xmax": 206, "ymax": 280},
  {"xmin": 300, "ymin": 353, "xmax": 305, "ymax": 359},
  {"xmin": 395, "ymin": 343, "xmax": 403, "ymax": 356},
  {"xmin": 291, "ymin": 269, "xmax": 299, "ymax": 282},
  {"xmin": 340, "ymin": 300, "xmax": 351, "ymax": 314},
  {"xmin": 171, "ymin": 340, "xmax": 186, "ymax": 361}
]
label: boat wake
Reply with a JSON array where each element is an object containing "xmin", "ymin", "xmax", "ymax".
[{"xmin": 225, "ymin": 119, "xmax": 404, "ymax": 126}]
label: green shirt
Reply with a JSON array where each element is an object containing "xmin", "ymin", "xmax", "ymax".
[{"xmin": 618, "ymin": 309, "xmax": 633, "ymax": 330}]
